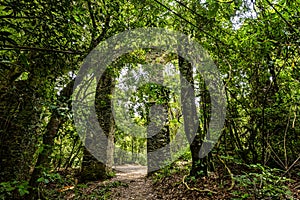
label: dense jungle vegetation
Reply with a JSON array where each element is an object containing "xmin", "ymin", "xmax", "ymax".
[{"xmin": 1, "ymin": 0, "xmax": 300, "ymax": 199}]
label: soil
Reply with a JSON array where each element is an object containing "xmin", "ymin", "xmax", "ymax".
[{"xmin": 109, "ymin": 164, "xmax": 158, "ymax": 200}]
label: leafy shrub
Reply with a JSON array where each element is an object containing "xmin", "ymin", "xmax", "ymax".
[
  {"xmin": 232, "ymin": 164, "xmax": 293, "ymax": 199},
  {"xmin": 0, "ymin": 180, "xmax": 29, "ymax": 199}
]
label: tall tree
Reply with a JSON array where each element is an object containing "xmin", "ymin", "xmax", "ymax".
[
  {"xmin": 80, "ymin": 68, "xmax": 116, "ymax": 182},
  {"xmin": 0, "ymin": 0, "xmax": 83, "ymax": 190},
  {"xmin": 178, "ymin": 56, "xmax": 211, "ymax": 177}
]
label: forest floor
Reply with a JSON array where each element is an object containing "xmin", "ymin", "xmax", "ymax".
[
  {"xmin": 61, "ymin": 164, "xmax": 157, "ymax": 199},
  {"xmin": 59, "ymin": 162, "xmax": 300, "ymax": 200},
  {"xmin": 109, "ymin": 164, "xmax": 157, "ymax": 199}
]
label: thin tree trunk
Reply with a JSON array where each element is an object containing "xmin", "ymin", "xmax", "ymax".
[
  {"xmin": 178, "ymin": 56, "xmax": 209, "ymax": 177},
  {"xmin": 28, "ymin": 80, "xmax": 74, "ymax": 199}
]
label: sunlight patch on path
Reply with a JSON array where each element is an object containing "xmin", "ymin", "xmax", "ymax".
[
  {"xmin": 110, "ymin": 164, "xmax": 158, "ymax": 199},
  {"xmin": 113, "ymin": 164, "xmax": 147, "ymax": 180}
]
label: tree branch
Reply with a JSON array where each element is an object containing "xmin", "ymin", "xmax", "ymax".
[
  {"xmin": 0, "ymin": 15, "xmax": 37, "ymax": 19},
  {"xmin": 95, "ymin": 16, "xmax": 110, "ymax": 45},
  {"xmin": 87, "ymin": 0, "xmax": 97, "ymax": 42},
  {"xmin": 152, "ymin": 0, "xmax": 227, "ymax": 46},
  {"xmin": 174, "ymin": 0, "xmax": 207, "ymax": 22},
  {"xmin": 0, "ymin": 45, "xmax": 83, "ymax": 54},
  {"xmin": 265, "ymin": 0, "xmax": 299, "ymax": 35}
]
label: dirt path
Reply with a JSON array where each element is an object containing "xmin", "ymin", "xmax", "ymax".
[{"xmin": 109, "ymin": 164, "xmax": 158, "ymax": 200}]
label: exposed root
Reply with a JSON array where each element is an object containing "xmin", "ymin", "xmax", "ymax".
[
  {"xmin": 182, "ymin": 175, "xmax": 218, "ymax": 194},
  {"xmin": 218, "ymin": 156, "xmax": 235, "ymax": 191}
]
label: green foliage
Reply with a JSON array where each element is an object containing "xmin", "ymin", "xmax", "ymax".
[
  {"xmin": 151, "ymin": 159, "xmax": 190, "ymax": 184},
  {"xmin": 51, "ymin": 120, "xmax": 82, "ymax": 169},
  {"xmin": 71, "ymin": 181, "xmax": 128, "ymax": 200},
  {"xmin": 114, "ymin": 127, "xmax": 147, "ymax": 165},
  {"xmin": 1, "ymin": 0, "xmax": 300, "ymax": 198},
  {"xmin": 0, "ymin": 180, "xmax": 29, "ymax": 199},
  {"xmin": 232, "ymin": 164, "xmax": 293, "ymax": 199},
  {"xmin": 37, "ymin": 171, "xmax": 62, "ymax": 185}
]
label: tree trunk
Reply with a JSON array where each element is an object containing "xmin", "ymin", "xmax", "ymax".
[
  {"xmin": 80, "ymin": 69, "xmax": 115, "ymax": 182},
  {"xmin": 147, "ymin": 102, "xmax": 170, "ymax": 174},
  {"xmin": 178, "ymin": 56, "xmax": 209, "ymax": 177},
  {"xmin": 0, "ymin": 80, "xmax": 40, "ymax": 199},
  {"xmin": 146, "ymin": 66, "xmax": 171, "ymax": 174},
  {"xmin": 28, "ymin": 80, "xmax": 74, "ymax": 198}
]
